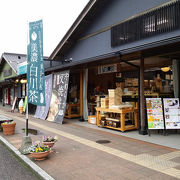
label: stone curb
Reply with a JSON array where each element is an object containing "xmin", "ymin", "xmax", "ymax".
[{"xmin": 0, "ymin": 135, "xmax": 55, "ymax": 180}]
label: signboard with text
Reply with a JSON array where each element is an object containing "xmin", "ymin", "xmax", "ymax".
[
  {"xmin": 18, "ymin": 62, "xmax": 27, "ymax": 75},
  {"xmin": 47, "ymin": 71, "xmax": 69, "ymax": 124},
  {"xmin": 163, "ymin": 98, "xmax": 180, "ymax": 129},
  {"xmin": 146, "ymin": 98, "xmax": 164, "ymax": 129},
  {"xmin": 98, "ymin": 64, "xmax": 119, "ymax": 74},
  {"xmin": 27, "ymin": 20, "xmax": 45, "ymax": 106}
]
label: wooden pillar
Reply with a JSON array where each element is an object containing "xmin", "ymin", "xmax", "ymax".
[
  {"xmin": 121, "ymin": 113, "xmax": 125, "ymax": 132},
  {"xmin": 2, "ymin": 86, "xmax": 5, "ymax": 106},
  {"xmin": 80, "ymin": 70, "xmax": 83, "ymax": 117},
  {"xmin": 139, "ymin": 57, "xmax": 147, "ymax": 134}
]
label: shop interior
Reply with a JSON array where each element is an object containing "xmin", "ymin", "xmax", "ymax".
[
  {"xmin": 88, "ymin": 56, "xmax": 173, "ymax": 106},
  {"xmin": 65, "ymin": 71, "xmax": 81, "ymax": 118},
  {"xmin": 64, "ymin": 42, "xmax": 180, "ymax": 133},
  {"xmin": 86, "ymin": 55, "xmax": 175, "ymax": 131}
]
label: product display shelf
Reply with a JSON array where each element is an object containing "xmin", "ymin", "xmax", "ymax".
[
  {"xmin": 123, "ymin": 93, "xmax": 159, "ymax": 98},
  {"xmin": 96, "ymin": 107, "xmax": 138, "ymax": 132}
]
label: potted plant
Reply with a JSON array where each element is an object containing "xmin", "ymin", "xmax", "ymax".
[
  {"xmin": 42, "ymin": 135, "xmax": 58, "ymax": 148},
  {"xmin": 1, "ymin": 121, "xmax": 16, "ymax": 135},
  {"xmin": 29, "ymin": 141, "xmax": 51, "ymax": 161}
]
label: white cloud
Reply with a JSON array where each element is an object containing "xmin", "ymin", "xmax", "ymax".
[{"xmin": 0, "ymin": 0, "xmax": 89, "ymax": 57}]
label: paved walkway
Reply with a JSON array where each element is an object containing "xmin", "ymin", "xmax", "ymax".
[
  {"xmin": 0, "ymin": 106, "xmax": 180, "ymax": 180},
  {"xmin": 66, "ymin": 119, "xmax": 180, "ymax": 150}
]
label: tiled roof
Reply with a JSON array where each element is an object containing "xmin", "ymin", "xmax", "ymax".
[
  {"xmin": 0, "ymin": 52, "xmax": 49, "ymax": 74},
  {"xmin": 1, "ymin": 53, "xmax": 27, "ymax": 74}
]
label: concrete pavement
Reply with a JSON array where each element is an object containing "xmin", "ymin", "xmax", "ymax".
[{"xmin": 0, "ymin": 106, "xmax": 180, "ymax": 180}]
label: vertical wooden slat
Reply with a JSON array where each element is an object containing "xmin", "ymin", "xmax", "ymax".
[
  {"xmin": 155, "ymin": 9, "xmax": 158, "ymax": 34},
  {"xmin": 177, "ymin": 1, "xmax": 180, "ymax": 28},
  {"xmin": 111, "ymin": 0, "xmax": 179, "ymax": 47},
  {"xmin": 164, "ymin": 5, "xmax": 166, "ymax": 32},
  {"xmin": 174, "ymin": 2, "xmax": 177, "ymax": 28},
  {"xmin": 150, "ymin": 12, "xmax": 153, "ymax": 34},
  {"xmin": 169, "ymin": 4, "xmax": 172, "ymax": 31},
  {"xmin": 167, "ymin": 5, "xmax": 170, "ymax": 32},
  {"xmin": 173, "ymin": 3, "xmax": 176, "ymax": 28}
]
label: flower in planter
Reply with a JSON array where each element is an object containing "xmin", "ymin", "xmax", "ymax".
[
  {"xmin": 29, "ymin": 141, "xmax": 51, "ymax": 161},
  {"xmin": 2, "ymin": 121, "xmax": 16, "ymax": 125},
  {"xmin": 29, "ymin": 141, "xmax": 50, "ymax": 153},
  {"xmin": 42, "ymin": 135, "xmax": 58, "ymax": 148},
  {"xmin": 42, "ymin": 135, "xmax": 58, "ymax": 142}
]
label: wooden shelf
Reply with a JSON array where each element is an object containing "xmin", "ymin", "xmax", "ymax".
[
  {"xmin": 102, "ymin": 124, "xmax": 136, "ymax": 131},
  {"xmin": 96, "ymin": 107, "xmax": 138, "ymax": 132}
]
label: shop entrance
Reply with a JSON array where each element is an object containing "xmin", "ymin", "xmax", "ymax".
[
  {"xmin": 87, "ymin": 52, "xmax": 176, "ymax": 133},
  {"xmin": 65, "ymin": 70, "xmax": 81, "ymax": 119}
]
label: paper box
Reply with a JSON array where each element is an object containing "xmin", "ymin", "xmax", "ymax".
[{"xmin": 88, "ymin": 115, "xmax": 97, "ymax": 125}]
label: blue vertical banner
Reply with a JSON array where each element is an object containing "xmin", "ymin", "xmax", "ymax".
[
  {"xmin": 27, "ymin": 20, "xmax": 46, "ymax": 106},
  {"xmin": 34, "ymin": 74, "xmax": 52, "ymax": 120}
]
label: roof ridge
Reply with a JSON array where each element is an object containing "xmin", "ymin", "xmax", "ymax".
[{"xmin": 3, "ymin": 52, "xmax": 26, "ymax": 57}]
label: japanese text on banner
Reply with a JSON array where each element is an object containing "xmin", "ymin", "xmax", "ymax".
[{"xmin": 27, "ymin": 20, "xmax": 46, "ymax": 106}]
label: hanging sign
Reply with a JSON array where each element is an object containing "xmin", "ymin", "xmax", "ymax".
[
  {"xmin": 163, "ymin": 98, "xmax": 180, "ymax": 129},
  {"xmin": 18, "ymin": 62, "xmax": 27, "ymax": 75},
  {"xmin": 98, "ymin": 64, "xmax": 119, "ymax": 74},
  {"xmin": 34, "ymin": 74, "xmax": 52, "ymax": 120},
  {"xmin": 27, "ymin": 20, "xmax": 46, "ymax": 106},
  {"xmin": 47, "ymin": 71, "xmax": 69, "ymax": 124},
  {"xmin": 146, "ymin": 98, "xmax": 164, "ymax": 129}
]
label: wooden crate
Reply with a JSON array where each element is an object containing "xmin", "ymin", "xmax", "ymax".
[
  {"xmin": 88, "ymin": 115, "xmax": 96, "ymax": 125},
  {"xmin": 109, "ymin": 97, "xmax": 122, "ymax": 109},
  {"xmin": 108, "ymin": 89, "xmax": 117, "ymax": 97},
  {"xmin": 112, "ymin": 121, "xmax": 120, "ymax": 128},
  {"xmin": 101, "ymin": 98, "xmax": 109, "ymax": 108},
  {"xmin": 100, "ymin": 120, "xmax": 106, "ymax": 126},
  {"xmin": 108, "ymin": 89, "xmax": 122, "ymax": 108},
  {"xmin": 106, "ymin": 120, "xmax": 113, "ymax": 126}
]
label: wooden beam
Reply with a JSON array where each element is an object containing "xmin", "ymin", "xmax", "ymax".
[
  {"xmin": 139, "ymin": 57, "xmax": 147, "ymax": 135},
  {"xmin": 121, "ymin": 51, "xmax": 142, "ymax": 61},
  {"xmin": 80, "ymin": 70, "xmax": 83, "ymax": 117}
]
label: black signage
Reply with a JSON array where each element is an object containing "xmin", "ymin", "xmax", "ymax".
[{"xmin": 51, "ymin": 70, "xmax": 69, "ymax": 124}]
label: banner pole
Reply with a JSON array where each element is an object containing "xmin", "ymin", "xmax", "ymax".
[
  {"xmin": 26, "ymin": 84, "xmax": 28, "ymax": 136},
  {"xmin": 26, "ymin": 20, "xmax": 29, "ymax": 137},
  {"xmin": 19, "ymin": 21, "xmax": 32, "ymax": 155}
]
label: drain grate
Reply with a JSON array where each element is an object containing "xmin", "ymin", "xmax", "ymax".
[{"xmin": 96, "ymin": 140, "xmax": 111, "ymax": 144}]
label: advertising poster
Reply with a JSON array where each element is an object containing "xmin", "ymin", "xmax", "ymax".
[
  {"xmin": 163, "ymin": 98, "xmax": 180, "ymax": 129},
  {"xmin": 47, "ymin": 71, "xmax": 69, "ymax": 124},
  {"xmin": 146, "ymin": 98, "xmax": 164, "ymax": 129},
  {"xmin": 34, "ymin": 74, "xmax": 52, "ymax": 120}
]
